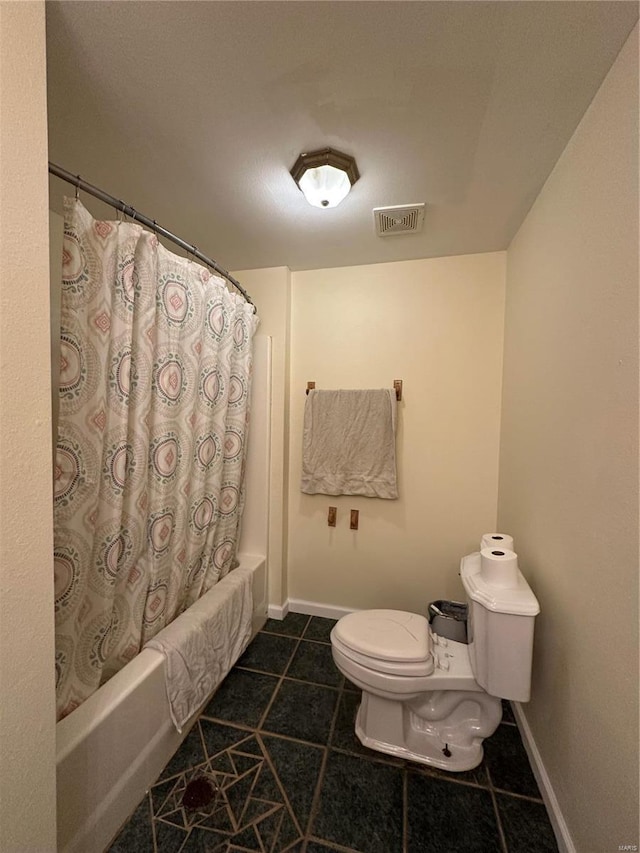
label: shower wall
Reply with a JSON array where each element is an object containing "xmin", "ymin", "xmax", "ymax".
[
  {"xmin": 230, "ymin": 267, "xmax": 291, "ymax": 607},
  {"xmin": 238, "ymin": 333, "xmax": 271, "ymax": 558}
]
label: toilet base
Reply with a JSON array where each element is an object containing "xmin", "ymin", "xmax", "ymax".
[{"xmin": 354, "ymin": 689, "xmax": 502, "ymax": 772}]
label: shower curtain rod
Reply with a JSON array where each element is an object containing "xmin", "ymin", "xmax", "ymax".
[{"xmin": 48, "ymin": 162, "xmax": 255, "ymax": 309}]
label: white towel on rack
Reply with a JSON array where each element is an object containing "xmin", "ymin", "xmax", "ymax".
[{"xmin": 301, "ymin": 389, "xmax": 398, "ymax": 499}]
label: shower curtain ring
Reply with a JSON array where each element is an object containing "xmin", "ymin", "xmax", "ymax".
[{"xmin": 75, "ymin": 176, "xmax": 81, "ymax": 200}]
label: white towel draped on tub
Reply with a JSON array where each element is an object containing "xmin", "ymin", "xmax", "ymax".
[
  {"xmin": 145, "ymin": 567, "xmax": 253, "ymax": 732},
  {"xmin": 301, "ymin": 389, "xmax": 398, "ymax": 499}
]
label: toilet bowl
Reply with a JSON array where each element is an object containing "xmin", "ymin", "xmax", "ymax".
[{"xmin": 330, "ymin": 550, "xmax": 539, "ymax": 772}]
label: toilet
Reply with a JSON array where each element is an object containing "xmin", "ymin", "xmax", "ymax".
[{"xmin": 330, "ymin": 547, "xmax": 540, "ymax": 771}]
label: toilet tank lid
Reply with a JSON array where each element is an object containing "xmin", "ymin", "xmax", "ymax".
[
  {"xmin": 332, "ymin": 610, "xmax": 430, "ymax": 662},
  {"xmin": 460, "ymin": 553, "xmax": 540, "ymax": 616}
]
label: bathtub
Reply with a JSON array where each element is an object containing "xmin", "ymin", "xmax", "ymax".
[{"xmin": 56, "ymin": 554, "xmax": 267, "ymax": 853}]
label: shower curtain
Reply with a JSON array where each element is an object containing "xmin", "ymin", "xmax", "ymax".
[{"xmin": 53, "ymin": 197, "xmax": 258, "ymax": 720}]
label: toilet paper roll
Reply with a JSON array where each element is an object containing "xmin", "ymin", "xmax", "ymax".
[
  {"xmin": 481, "ymin": 533, "xmax": 514, "ymax": 552},
  {"xmin": 480, "ymin": 547, "xmax": 519, "ymax": 588}
]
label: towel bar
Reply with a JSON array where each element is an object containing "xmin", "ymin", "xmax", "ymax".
[{"xmin": 305, "ymin": 380, "xmax": 403, "ymax": 401}]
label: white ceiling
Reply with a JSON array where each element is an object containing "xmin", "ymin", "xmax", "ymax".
[{"xmin": 46, "ymin": 1, "xmax": 638, "ymax": 274}]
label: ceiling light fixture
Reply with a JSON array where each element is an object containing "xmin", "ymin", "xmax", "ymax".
[{"xmin": 290, "ymin": 147, "xmax": 360, "ymax": 208}]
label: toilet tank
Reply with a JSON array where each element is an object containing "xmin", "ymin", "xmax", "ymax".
[{"xmin": 460, "ymin": 553, "xmax": 540, "ymax": 702}]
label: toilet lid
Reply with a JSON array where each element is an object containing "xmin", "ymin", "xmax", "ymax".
[{"xmin": 333, "ymin": 610, "xmax": 430, "ymax": 663}]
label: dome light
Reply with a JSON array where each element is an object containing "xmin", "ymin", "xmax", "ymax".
[{"xmin": 290, "ymin": 148, "xmax": 360, "ymax": 208}]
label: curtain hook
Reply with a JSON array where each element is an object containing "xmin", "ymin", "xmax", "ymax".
[{"xmin": 75, "ymin": 176, "xmax": 81, "ymax": 200}]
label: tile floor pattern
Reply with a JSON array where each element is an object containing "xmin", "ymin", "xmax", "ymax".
[{"xmin": 108, "ymin": 614, "xmax": 559, "ymax": 853}]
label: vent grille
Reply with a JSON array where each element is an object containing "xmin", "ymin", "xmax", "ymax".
[{"xmin": 374, "ymin": 204, "xmax": 425, "ymax": 237}]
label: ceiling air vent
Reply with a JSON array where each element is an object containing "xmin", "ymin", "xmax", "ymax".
[{"xmin": 374, "ymin": 204, "xmax": 425, "ymax": 237}]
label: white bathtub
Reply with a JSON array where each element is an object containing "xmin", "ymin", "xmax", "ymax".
[{"xmin": 56, "ymin": 554, "xmax": 267, "ymax": 853}]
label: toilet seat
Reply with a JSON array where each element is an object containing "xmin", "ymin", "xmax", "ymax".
[{"xmin": 331, "ymin": 609, "xmax": 434, "ymax": 677}]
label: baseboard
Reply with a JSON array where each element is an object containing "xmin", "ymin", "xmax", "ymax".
[
  {"xmin": 512, "ymin": 703, "xmax": 576, "ymax": 853},
  {"xmin": 287, "ymin": 598, "xmax": 356, "ymax": 620},
  {"xmin": 267, "ymin": 601, "xmax": 289, "ymax": 620},
  {"xmin": 267, "ymin": 598, "xmax": 356, "ymax": 621}
]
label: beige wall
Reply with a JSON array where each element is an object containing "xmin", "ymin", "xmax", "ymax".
[
  {"xmin": 231, "ymin": 267, "xmax": 291, "ymax": 606},
  {"xmin": 0, "ymin": 2, "xmax": 57, "ymax": 850},
  {"xmin": 287, "ymin": 253, "xmax": 506, "ymax": 612},
  {"xmin": 499, "ymin": 25, "xmax": 639, "ymax": 852}
]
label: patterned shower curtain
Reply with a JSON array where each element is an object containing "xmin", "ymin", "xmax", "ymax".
[{"xmin": 53, "ymin": 198, "xmax": 258, "ymax": 720}]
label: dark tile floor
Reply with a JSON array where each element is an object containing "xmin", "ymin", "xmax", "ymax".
[{"xmin": 108, "ymin": 614, "xmax": 559, "ymax": 853}]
